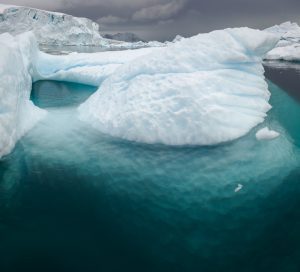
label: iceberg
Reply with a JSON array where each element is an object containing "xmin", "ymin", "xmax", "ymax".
[
  {"xmin": 256, "ymin": 127, "xmax": 280, "ymax": 140},
  {"xmin": 0, "ymin": 27, "xmax": 279, "ymax": 158},
  {"xmin": 264, "ymin": 22, "xmax": 300, "ymax": 61},
  {"xmin": 0, "ymin": 4, "xmax": 165, "ymax": 50},
  {"xmin": 265, "ymin": 44, "xmax": 300, "ymax": 61},
  {"xmin": 0, "ymin": 31, "xmax": 157, "ymax": 158},
  {"xmin": 0, "ymin": 5, "xmax": 103, "ymax": 46},
  {"xmin": 264, "ymin": 22, "xmax": 300, "ymax": 45},
  {"xmin": 0, "ymin": 32, "xmax": 46, "ymax": 158},
  {"xmin": 78, "ymin": 28, "xmax": 279, "ymax": 146}
]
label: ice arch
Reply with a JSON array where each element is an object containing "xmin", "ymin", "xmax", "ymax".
[{"xmin": 0, "ymin": 29, "xmax": 279, "ymax": 158}]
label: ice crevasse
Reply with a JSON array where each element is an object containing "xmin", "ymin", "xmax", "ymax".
[{"xmin": 0, "ymin": 28, "xmax": 279, "ymax": 158}]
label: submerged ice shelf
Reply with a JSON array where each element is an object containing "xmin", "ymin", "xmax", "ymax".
[{"xmin": 0, "ymin": 27, "xmax": 279, "ymax": 158}]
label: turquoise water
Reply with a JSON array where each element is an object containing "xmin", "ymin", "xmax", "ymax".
[{"xmin": 0, "ymin": 78, "xmax": 300, "ymax": 271}]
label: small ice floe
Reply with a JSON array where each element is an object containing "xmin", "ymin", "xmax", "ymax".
[
  {"xmin": 256, "ymin": 127, "xmax": 280, "ymax": 141},
  {"xmin": 234, "ymin": 184, "xmax": 243, "ymax": 193}
]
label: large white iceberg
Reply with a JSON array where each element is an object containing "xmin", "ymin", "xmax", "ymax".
[
  {"xmin": 78, "ymin": 28, "xmax": 279, "ymax": 146},
  {"xmin": 0, "ymin": 27, "xmax": 278, "ymax": 158}
]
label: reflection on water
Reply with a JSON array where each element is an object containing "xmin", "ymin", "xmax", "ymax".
[
  {"xmin": 264, "ymin": 61, "xmax": 300, "ymax": 102},
  {"xmin": 0, "ymin": 78, "xmax": 300, "ymax": 272}
]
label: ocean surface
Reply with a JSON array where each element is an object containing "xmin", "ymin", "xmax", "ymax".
[{"xmin": 0, "ymin": 63, "xmax": 300, "ymax": 272}]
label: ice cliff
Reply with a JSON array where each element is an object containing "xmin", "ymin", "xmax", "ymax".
[
  {"xmin": 0, "ymin": 4, "xmax": 165, "ymax": 49},
  {"xmin": 0, "ymin": 4, "xmax": 102, "ymax": 46},
  {"xmin": 0, "ymin": 27, "xmax": 279, "ymax": 158}
]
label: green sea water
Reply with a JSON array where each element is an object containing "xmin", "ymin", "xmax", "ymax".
[{"xmin": 0, "ymin": 76, "xmax": 299, "ymax": 272}]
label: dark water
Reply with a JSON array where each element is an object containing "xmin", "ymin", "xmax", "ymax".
[
  {"xmin": 264, "ymin": 61, "xmax": 300, "ymax": 102},
  {"xmin": 0, "ymin": 73, "xmax": 300, "ymax": 271}
]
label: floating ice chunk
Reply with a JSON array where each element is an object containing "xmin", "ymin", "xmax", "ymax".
[
  {"xmin": 256, "ymin": 127, "xmax": 280, "ymax": 140},
  {"xmin": 79, "ymin": 27, "xmax": 279, "ymax": 146},
  {"xmin": 234, "ymin": 184, "xmax": 243, "ymax": 193}
]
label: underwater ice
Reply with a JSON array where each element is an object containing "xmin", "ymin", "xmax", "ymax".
[{"xmin": 0, "ymin": 27, "xmax": 279, "ymax": 157}]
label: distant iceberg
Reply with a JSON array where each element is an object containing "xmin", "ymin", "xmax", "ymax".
[
  {"xmin": 0, "ymin": 4, "xmax": 103, "ymax": 46},
  {"xmin": 265, "ymin": 22, "xmax": 300, "ymax": 61},
  {"xmin": 0, "ymin": 4, "xmax": 165, "ymax": 50}
]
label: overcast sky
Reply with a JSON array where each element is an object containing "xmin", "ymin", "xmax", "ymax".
[{"xmin": 2, "ymin": 0, "xmax": 300, "ymax": 41}]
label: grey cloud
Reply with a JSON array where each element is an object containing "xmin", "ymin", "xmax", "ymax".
[
  {"xmin": 98, "ymin": 15, "xmax": 127, "ymax": 25},
  {"xmin": 132, "ymin": 0, "xmax": 186, "ymax": 22},
  {"xmin": 1, "ymin": 0, "xmax": 300, "ymax": 41}
]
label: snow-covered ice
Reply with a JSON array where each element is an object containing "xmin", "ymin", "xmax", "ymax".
[
  {"xmin": 0, "ymin": 5, "xmax": 165, "ymax": 49},
  {"xmin": 79, "ymin": 28, "xmax": 279, "ymax": 146},
  {"xmin": 0, "ymin": 5, "xmax": 103, "ymax": 46},
  {"xmin": 33, "ymin": 47, "xmax": 159, "ymax": 86},
  {"xmin": 0, "ymin": 32, "xmax": 46, "ymax": 158},
  {"xmin": 265, "ymin": 22, "xmax": 300, "ymax": 61},
  {"xmin": 265, "ymin": 44, "xmax": 300, "ymax": 61},
  {"xmin": 0, "ymin": 27, "xmax": 279, "ymax": 158},
  {"xmin": 265, "ymin": 22, "xmax": 300, "ymax": 45},
  {"xmin": 256, "ymin": 127, "xmax": 280, "ymax": 140}
]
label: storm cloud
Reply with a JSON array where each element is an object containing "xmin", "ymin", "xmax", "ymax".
[{"xmin": 1, "ymin": 0, "xmax": 300, "ymax": 41}]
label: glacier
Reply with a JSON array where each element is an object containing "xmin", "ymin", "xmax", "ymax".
[
  {"xmin": 0, "ymin": 4, "xmax": 165, "ymax": 50},
  {"xmin": 0, "ymin": 27, "xmax": 279, "ymax": 158},
  {"xmin": 0, "ymin": 4, "xmax": 103, "ymax": 46}
]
